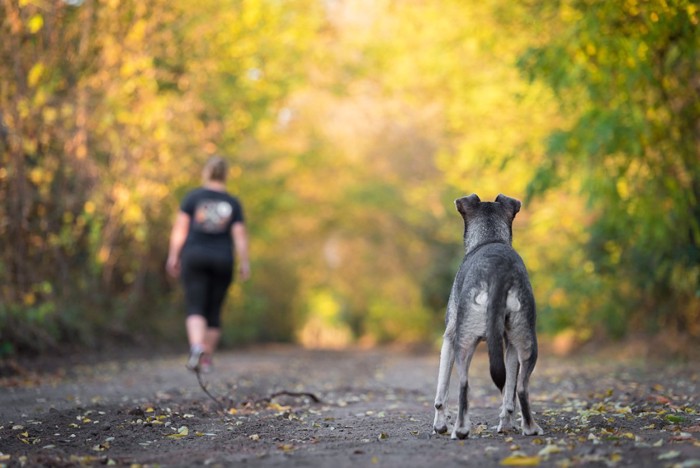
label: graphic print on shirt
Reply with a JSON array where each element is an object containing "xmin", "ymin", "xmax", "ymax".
[{"xmin": 193, "ymin": 199, "xmax": 233, "ymax": 233}]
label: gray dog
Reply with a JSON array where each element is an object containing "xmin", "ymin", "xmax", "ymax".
[{"xmin": 432, "ymin": 194, "xmax": 543, "ymax": 439}]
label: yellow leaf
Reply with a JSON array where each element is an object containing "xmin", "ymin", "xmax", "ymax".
[
  {"xmin": 145, "ymin": 407, "xmax": 155, "ymax": 413},
  {"xmin": 28, "ymin": 63, "xmax": 44, "ymax": 88},
  {"xmin": 166, "ymin": 426, "xmax": 189, "ymax": 439},
  {"xmin": 501, "ymin": 455, "xmax": 541, "ymax": 466},
  {"xmin": 227, "ymin": 408, "xmax": 238, "ymax": 415},
  {"xmin": 27, "ymin": 14, "xmax": 43, "ymax": 34},
  {"xmin": 267, "ymin": 402, "xmax": 291, "ymax": 412},
  {"xmin": 537, "ymin": 445, "xmax": 561, "ymax": 457}
]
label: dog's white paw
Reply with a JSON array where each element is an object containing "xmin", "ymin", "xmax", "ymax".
[
  {"xmin": 433, "ymin": 423, "xmax": 448, "ymax": 435},
  {"xmin": 522, "ymin": 423, "xmax": 543, "ymax": 436},
  {"xmin": 451, "ymin": 421, "xmax": 471, "ymax": 440},
  {"xmin": 433, "ymin": 409, "xmax": 449, "ymax": 435},
  {"xmin": 497, "ymin": 421, "xmax": 516, "ymax": 433},
  {"xmin": 497, "ymin": 411, "xmax": 516, "ymax": 433}
]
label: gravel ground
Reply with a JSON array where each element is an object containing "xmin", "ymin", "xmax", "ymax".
[{"xmin": 1, "ymin": 345, "xmax": 699, "ymax": 467}]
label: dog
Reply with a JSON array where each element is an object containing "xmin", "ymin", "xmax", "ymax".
[{"xmin": 432, "ymin": 193, "xmax": 543, "ymax": 439}]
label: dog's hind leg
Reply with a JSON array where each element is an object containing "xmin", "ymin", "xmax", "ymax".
[
  {"xmin": 497, "ymin": 341, "xmax": 519, "ymax": 433},
  {"xmin": 451, "ymin": 337, "xmax": 479, "ymax": 440},
  {"xmin": 515, "ymin": 342, "xmax": 543, "ymax": 436},
  {"xmin": 433, "ymin": 337, "xmax": 455, "ymax": 434}
]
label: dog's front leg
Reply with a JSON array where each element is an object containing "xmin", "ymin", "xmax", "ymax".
[
  {"xmin": 433, "ymin": 337, "xmax": 454, "ymax": 434},
  {"xmin": 451, "ymin": 338, "xmax": 478, "ymax": 440}
]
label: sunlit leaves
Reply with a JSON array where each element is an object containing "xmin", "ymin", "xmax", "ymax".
[{"xmin": 520, "ymin": 0, "xmax": 700, "ymax": 338}]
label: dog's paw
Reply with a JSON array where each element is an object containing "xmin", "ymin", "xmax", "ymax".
[
  {"xmin": 433, "ymin": 423, "xmax": 448, "ymax": 435},
  {"xmin": 522, "ymin": 423, "xmax": 543, "ymax": 436},
  {"xmin": 451, "ymin": 427, "xmax": 470, "ymax": 440},
  {"xmin": 497, "ymin": 421, "xmax": 516, "ymax": 433},
  {"xmin": 497, "ymin": 413, "xmax": 516, "ymax": 433}
]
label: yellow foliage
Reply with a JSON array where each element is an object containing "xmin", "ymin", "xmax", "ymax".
[
  {"xmin": 27, "ymin": 63, "xmax": 44, "ymax": 88},
  {"xmin": 298, "ymin": 291, "xmax": 353, "ymax": 349}
]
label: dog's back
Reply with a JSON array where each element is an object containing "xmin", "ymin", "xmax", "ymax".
[{"xmin": 447, "ymin": 241, "xmax": 536, "ymax": 390}]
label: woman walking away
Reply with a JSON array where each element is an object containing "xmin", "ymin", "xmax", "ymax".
[{"xmin": 166, "ymin": 156, "xmax": 251, "ymax": 373}]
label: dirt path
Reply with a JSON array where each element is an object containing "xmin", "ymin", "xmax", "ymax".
[{"xmin": 1, "ymin": 346, "xmax": 699, "ymax": 467}]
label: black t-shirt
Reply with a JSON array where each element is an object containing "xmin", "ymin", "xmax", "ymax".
[{"xmin": 180, "ymin": 188, "xmax": 245, "ymax": 258}]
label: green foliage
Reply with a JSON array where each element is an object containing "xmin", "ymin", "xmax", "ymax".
[
  {"xmin": 2, "ymin": 0, "xmax": 698, "ymax": 356},
  {"xmin": 520, "ymin": 0, "xmax": 700, "ymax": 337}
]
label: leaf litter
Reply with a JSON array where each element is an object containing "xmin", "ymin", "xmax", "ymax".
[{"xmin": 0, "ymin": 347, "xmax": 698, "ymax": 466}]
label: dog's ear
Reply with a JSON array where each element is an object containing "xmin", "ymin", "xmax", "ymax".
[
  {"xmin": 455, "ymin": 194, "xmax": 481, "ymax": 217},
  {"xmin": 495, "ymin": 194, "xmax": 521, "ymax": 219}
]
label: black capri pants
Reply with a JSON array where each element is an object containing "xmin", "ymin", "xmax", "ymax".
[{"xmin": 180, "ymin": 247, "xmax": 233, "ymax": 328}]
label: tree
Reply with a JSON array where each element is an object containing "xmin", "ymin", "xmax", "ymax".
[{"xmin": 519, "ymin": 0, "xmax": 700, "ymax": 337}]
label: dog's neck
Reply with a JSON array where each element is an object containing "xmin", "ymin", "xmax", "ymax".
[{"xmin": 464, "ymin": 239, "xmax": 508, "ymax": 256}]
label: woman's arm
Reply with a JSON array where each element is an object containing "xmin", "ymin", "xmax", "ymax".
[
  {"xmin": 232, "ymin": 222, "xmax": 251, "ymax": 281},
  {"xmin": 166, "ymin": 211, "xmax": 190, "ymax": 278}
]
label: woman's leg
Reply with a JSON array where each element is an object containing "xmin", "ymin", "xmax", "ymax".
[
  {"xmin": 186, "ymin": 315, "xmax": 207, "ymax": 349},
  {"xmin": 204, "ymin": 327, "xmax": 221, "ymax": 355},
  {"xmin": 181, "ymin": 252, "xmax": 210, "ymax": 370},
  {"xmin": 203, "ymin": 260, "xmax": 233, "ymax": 356}
]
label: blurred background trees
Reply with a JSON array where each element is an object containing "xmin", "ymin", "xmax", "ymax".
[{"xmin": 1, "ymin": 0, "xmax": 697, "ymax": 356}]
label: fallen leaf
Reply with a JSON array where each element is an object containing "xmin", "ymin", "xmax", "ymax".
[
  {"xmin": 649, "ymin": 395, "xmax": 671, "ymax": 405},
  {"xmin": 378, "ymin": 432, "xmax": 389, "ymax": 440},
  {"xmin": 249, "ymin": 434, "xmax": 260, "ymax": 441},
  {"xmin": 500, "ymin": 455, "xmax": 541, "ymax": 466},
  {"xmin": 658, "ymin": 450, "xmax": 680, "ymax": 460},
  {"xmin": 227, "ymin": 408, "xmax": 238, "ymax": 415},
  {"xmin": 166, "ymin": 426, "xmax": 189, "ymax": 439},
  {"xmin": 267, "ymin": 402, "xmax": 291, "ymax": 412},
  {"xmin": 537, "ymin": 445, "xmax": 561, "ymax": 457}
]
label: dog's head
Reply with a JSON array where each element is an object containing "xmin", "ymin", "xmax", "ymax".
[{"xmin": 455, "ymin": 194, "xmax": 521, "ymax": 251}]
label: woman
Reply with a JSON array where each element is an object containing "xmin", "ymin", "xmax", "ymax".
[{"xmin": 166, "ymin": 156, "xmax": 250, "ymax": 372}]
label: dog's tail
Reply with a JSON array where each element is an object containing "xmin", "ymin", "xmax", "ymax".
[{"xmin": 486, "ymin": 280, "xmax": 507, "ymax": 393}]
